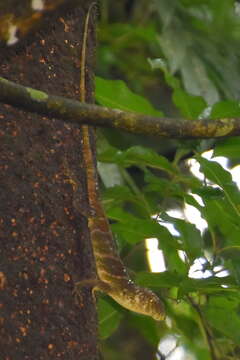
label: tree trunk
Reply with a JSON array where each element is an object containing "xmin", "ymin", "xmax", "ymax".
[{"xmin": 0, "ymin": 2, "xmax": 101, "ymax": 359}]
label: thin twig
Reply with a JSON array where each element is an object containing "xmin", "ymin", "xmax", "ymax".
[{"xmin": 187, "ymin": 295, "xmax": 219, "ymax": 360}]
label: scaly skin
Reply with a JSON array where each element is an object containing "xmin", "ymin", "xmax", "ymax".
[{"xmin": 76, "ymin": 2, "xmax": 165, "ymax": 321}]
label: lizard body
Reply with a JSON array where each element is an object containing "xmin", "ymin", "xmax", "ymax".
[{"xmin": 77, "ymin": 2, "xmax": 165, "ymax": 321}]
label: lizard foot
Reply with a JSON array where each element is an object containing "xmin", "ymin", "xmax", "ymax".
[{"xmin": 74, "ymin": 278, "xmax": 99, "ymax": 304}]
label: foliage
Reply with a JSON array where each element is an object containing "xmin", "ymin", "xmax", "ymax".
[{"xmin": 95, "ymin": 1, "xmax": 240, "ymax": 359}]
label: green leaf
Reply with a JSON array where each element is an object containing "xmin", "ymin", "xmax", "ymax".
[
  {"xmin": 203, "ymin": 295, "xmax": 240, "ymax": 345},
  {"xmin": 148, "ymin": 57, "xmax": 181, "ymax": 90},
  {"xmin": 102, "ymin": 185, "xmax": 134, "ymax": 207},
  {"xmin": 128, "ymin": 314, "xmax": 161, "ymax": 346},
  {"xmin": 137, "ymin": 272, "xmax": 238, "ymax": 296},
  {"xmin": 214, "ymin": 137, "xmax": 240, "ymax": 159},
  {"xmin": 98, "ymin": 298, "xmax": 123, "ymax": 339},
  {"xmin": 225, "ymin": 258, "xmax": 240, "ymax": 285},
  {"xmin": 123, "ymin": 146, "xmax": 175, "ymax": 173},
  {"xmin": 153, "ymin": 225, "xmax": 188, "ymax": 276},
  {"xmin": 136, "ymin": 271, "xmax": 183, "ymax": 288},
  {"xmin": 174, "ymin": 314, "xmax": 200, "ymax": 342},
  {"xmin": 200, "ymin": 198, "xmax": 240, "ymax": 248},
  {"xmin": 173, "ymin": 219, "xmax": 203, "ymax": 260},
  {"xmin": 196, "ymin": 156, "xmax": 240, "ymax": 220},
  {"xmin": 183, "ymin": 193, "xmax": 204, "ymax": 212},
  {"xmin": 109, "ymin": 208, "xmax": 170, "ymax": 244},
  {"xmin": 197, "ymin": 157, "xmax": 232, "ymax": 184},
  {"xmin": 178, "ymin": 277, "xmax": 237, "ymax": 297},
  {"xmin": 100, "ymin": 23, "xmax": 157, "ymax": 43},
  {"xmin": 161, "ymin": 213, "xmax": 203, "ymax": 261},
  {"xmin": 144, "ymin": 173, "xmax": 181, "ymax": 197},
  {"xmin": 108, "ymin": 207, "xmax": 187, "ymax": 274},
  {"xmin": 95, "ymin": 76, "xmax": 163, "ymax": 116},
  {"xmin": 210, "ymin": 100, "xmax": 240, "ymax": 119},
  {"xmin": 97, "ymin": 144, "xmax": 120, "ymax": 163},
  {"xmin": 193, "ymin": 186, "xmax": 224, "ymax": 201},
  {"xmin": 99, "ymin": 145, "xmax": 176, "ymax": 174},
  {"xmin": 172, "ymin": 89, "xmax": 207, "ymax": 119}
]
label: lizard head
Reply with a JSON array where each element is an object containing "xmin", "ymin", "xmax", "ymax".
[
  {"xmin": 110, "ymin": 284, "xmax": 165, "ymax": 321},
  {"xmin": 140, "ymin": 287, "xmax": 165, "ymax": 321}
]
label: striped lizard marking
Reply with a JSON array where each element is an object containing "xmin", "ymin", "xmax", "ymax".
[{"xmin": 75, "ymin": 2, "xmax": 165, "ymax": 321}]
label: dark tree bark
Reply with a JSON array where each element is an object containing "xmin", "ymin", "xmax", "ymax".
[
  {"xmin": 0, "ymin": 1, "xmax": 101, "ymax": 359},
  {"xmin": 0, "ymin": 0, "xmax": 78, "ymax": 45}
]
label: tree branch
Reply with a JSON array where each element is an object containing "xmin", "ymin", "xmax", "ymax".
[{"xmin": 1, "ymin": 76, "xmax": 240, "ymax": 139}]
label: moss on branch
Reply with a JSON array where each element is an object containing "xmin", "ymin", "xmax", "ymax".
[{"xmin": 0, "ymin": 76, "xmax": 240, "ymax": 139}]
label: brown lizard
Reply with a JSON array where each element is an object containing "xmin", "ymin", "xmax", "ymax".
[{"xmin": 75, "ymin": 2, "xmax": 165, "ymax": 321}]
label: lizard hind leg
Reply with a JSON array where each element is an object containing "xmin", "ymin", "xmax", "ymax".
[
  {"xmin": 74, "ymin": 278, "xmax": 98, "ymax": 305},
  {"xmin": 74, "ymin": 278, "xmax": 112, "ymax": 305}
]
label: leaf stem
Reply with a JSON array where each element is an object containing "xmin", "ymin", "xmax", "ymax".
[{"xmin": 187, "ymin": 295, "xmax": 219, "ymax": 360}]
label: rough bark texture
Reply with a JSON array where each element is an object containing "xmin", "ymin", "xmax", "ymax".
[
  {"xmin": 0, "ymin": 2, "xmax": 100, "ymax": 359},
  {"xmin": 0, "ymin": 0, "xmax": 76, "ymax": 45}
]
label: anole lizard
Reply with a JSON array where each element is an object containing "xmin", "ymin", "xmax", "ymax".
[{"xmin": 75, "ymin": 2, "xmax": 165, "ymax": 321}]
